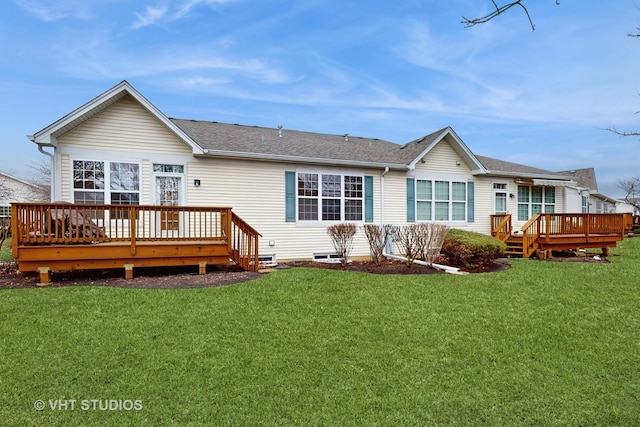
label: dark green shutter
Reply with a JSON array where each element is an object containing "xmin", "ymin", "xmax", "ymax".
[
  {"xmin": 285, "ymin": 171, "xmax": 296, "ymax": 222},
  {"xmin": 467, "ymin": 181, "xmax": 475, "ymax": 223},
  {"xmin": 364, "ymin": 175, "xmax": 373, "ymax": 222},
  {"xmin": 406, "ymin": 178, "xmax": 415, "ymax": 223}
]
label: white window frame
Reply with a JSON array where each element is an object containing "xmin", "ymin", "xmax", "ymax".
[
  {"xmin": 72, "ymin": 159, "xmax": 141, "ymax": 206},
  {"xmin": 415, "ymin": 178, "xmax": 467, "ymax": 222},
  {"xmin": 517, "ymin": 185, "xmax": 556, "ymax": 221},
  {"xmin": 296, "ymin": 172, "xmax": 364, "ymax": 224}
]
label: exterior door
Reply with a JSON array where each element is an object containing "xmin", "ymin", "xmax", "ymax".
[
  {"xmin": 493, "ymin": 183, "xmax": 508, "ymax": 215},
  {"xmin": 155, "ymin": 176, "xmax": 182, "ymax": 234}
]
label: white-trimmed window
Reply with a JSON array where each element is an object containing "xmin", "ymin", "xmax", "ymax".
[
  {"xmin": 416, "ymin": 179, "xmax": 466, "ymax": 221},
  {"xmin": 297, "ymin": 173, "xmax": 363, "ymax": 222},
  {"xmin": 581, "ymin": 195, "xmax": 589, "ymax": 213},
  {"xmin": 517, "ymin": 185, "xmax": 555, "ymax": 221},
  {"xmin": 73, "ymin": 160, "xmax": 140, "ymax": 206}
]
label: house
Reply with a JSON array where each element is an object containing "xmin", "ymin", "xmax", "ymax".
[
  {"xmin": 24, "ymin": 80, "xmax": 626, "ymax": 268},
  {"xmin": 0, "ymin": 172, "xmax": 48, "ymax": 219}
]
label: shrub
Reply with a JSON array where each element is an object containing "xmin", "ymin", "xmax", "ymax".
[
  {"xmin": 441, "ymin": 228, "xmax": 506, "ymax": 269},
  {"xmin": 327, "ymin": 223, "xmax": 357, "ymax": 266},
  {"xmin": 391, "ymin": 223, "xmax": 450, "ymax": 266},
  {"xmin": 362, "ymin": 224, "xmax": 393, "ymax": 265}
]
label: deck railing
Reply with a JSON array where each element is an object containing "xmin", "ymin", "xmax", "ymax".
[
  {"xmin": 11, "ymin": 202, "xmax": 261, "ymax": 272},
  {"xmin": 491, "ymin": 213, "xmax": 631, "ymax": 258}
]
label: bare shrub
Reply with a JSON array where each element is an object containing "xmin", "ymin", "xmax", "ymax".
[
  {"xmin": 362, "ymin": 224, "xmax": 393, "ymax": 265},
  {"xmin": 327, "ymin": 223, "xmax": 357, "ymax": 266},
  {"xmin": 392, "ymin": 224, "xmax": 424, "ymax": 265},
  {"xmin": 392, "ymin": 223, "xmax": 450, "ymax": 266},
  {"xmin": 421, "ymin": 223, "xmax": 450, "ymax": 266}
]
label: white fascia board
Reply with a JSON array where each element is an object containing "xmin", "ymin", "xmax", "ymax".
[
  {"xmin": 407, "ymin": 127, "xmax": 488, "ymax": 173},
  {"xmin": 29, "ymin": 81, "xmax": 204, "ymax": 155},
  {"xmin": 484, "ymin": 171, "xmax": 576, "ymax": 181}
]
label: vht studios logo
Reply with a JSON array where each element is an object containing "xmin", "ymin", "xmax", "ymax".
[{"xmin": 34, "ymin": 399, "xmax": 143, "ymax": 411}]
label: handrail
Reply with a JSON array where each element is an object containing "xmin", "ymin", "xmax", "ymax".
[
  {"xmin": 520, "ymin": 214, "xmax": 542, "ymax": 258},
  {"xmin": 230, "ymin": 212, "xmax": 262, "ymax": 272},
  {"xmin": 490, "ymin": 214, "xmax": 512, "ymax": 242}
]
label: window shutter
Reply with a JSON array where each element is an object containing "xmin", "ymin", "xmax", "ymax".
[
  {"xmin": 364, "ymin": 175, "xmax": 374, "ymax": 222},
  {"xmin": 285, "ymin": 171, "xmax": 296, "ymax": 222},
  {"xmin": 467, "ymin": 181, "xmax": 475, "ymax": 223},
  {"xmin": 406, "ymin": 178, "xmax": 415, "ymax": 223}
]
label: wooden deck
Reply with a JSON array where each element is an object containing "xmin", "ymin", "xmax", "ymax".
[
  {"xmin": 491, "ymin": 213, "xmax": 633, "ymax": 258},
  {"xmin": 11, "ymin": 203, "xmax": 260, "ymax": 283}
]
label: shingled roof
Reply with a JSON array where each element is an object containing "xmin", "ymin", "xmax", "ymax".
[{"xmin": 475, "ymin": 155, "xmax": 574, "ymax": 180}]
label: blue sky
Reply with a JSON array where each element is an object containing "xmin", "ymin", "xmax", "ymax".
[{"xmin": 1, "ymin": 0, "xmax": 639, "ymax": 197}]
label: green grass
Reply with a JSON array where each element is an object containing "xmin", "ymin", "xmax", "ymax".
[
  {"xmin": 2, "ymin": 240, "xmax": 640, "ymax": 426},
  {"xmin": 0, "ymin": 237, "xmax": 12, "ymax": 261}
]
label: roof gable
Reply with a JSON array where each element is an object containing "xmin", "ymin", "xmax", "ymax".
[
  {"xmin": 29, "ymin": 81, "xmax": 204, "ymax": 155},
  {"xmin": 401, "ymin": 127, "xmax": 487, "ymax": 173}
]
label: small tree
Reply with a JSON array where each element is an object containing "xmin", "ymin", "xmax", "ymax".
[
  {"xmin": 362, "ymin": 224, "xmax": 393, "ymax": 265},
  {"xmin": 327, "ymin": 223, "xmax": 357, "ymax": 267}
]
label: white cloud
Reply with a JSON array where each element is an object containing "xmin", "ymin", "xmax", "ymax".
[
  {"xmin": 131, "ymin": 5, "xmax": 168, "ymax": 29},
  {"xmin": 14, "ymin": 0, "xmax": 93, "ymax": 21}
]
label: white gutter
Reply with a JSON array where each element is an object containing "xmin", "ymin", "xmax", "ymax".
[
  {"xmin": 383, "ymin": 252, "xmax": 468, "ymax": 275},
  {"xmin": 198, "ymin": 149, "xmax": 408, "ymax": 170}
]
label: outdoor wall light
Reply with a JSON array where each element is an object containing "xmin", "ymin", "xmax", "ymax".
[
  {"xmin": 509, "ymin": 193, "xmax": 515, "ymax": 199},
  {"xmin": 269, "ymin": 240, "xmax": 276, "ymax": 247},
  {"xmin": 194, "ymin": 179, "xmax": 201, "ymax": 187},
  {"xmin": 456, "ymin": 161, "xmax": 461, "ymax": 166}
]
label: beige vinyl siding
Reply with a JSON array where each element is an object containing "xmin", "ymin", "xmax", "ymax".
[
  {"xmin": 381, "ymin": 171, "xmax": 410, "ymax": 226},
  {"xmin": 417, "ymin": 141, "xmax": 473, "ymax": 174},
  {"xmin": 470, "ymin": 179, "xmax": 493, "ymax": 235},
  {"xmin": 59, "ymin": 154, "xmax": 71, "ymax": 201},
  {"xmin": 59, "ymin": 95, "xmax": 192, "ymax": 156},
  {"xmin": 187, "ymin": 158, "xmax": 380, "ymax": 261}
]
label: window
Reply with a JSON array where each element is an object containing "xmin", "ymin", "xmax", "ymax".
[
  {"xmin": 517, "ymin": 185, "xmax": 556, "ymax": 221},
  {"xmin": 73, "ymin": 160, "xmax": 140, "ymax": 207},
  {"xmin": 153, "ymin": 164, "xmax": 184, "ymax": 173},
  {"xmin": 0, "ymin": 205, "xmax": 10, "ymax": 218},
  {"xmin": 581, "ymin": 195, "xmax": 589, "ymax": 213},
  {"xmin": 297, "ymin": 173, "xmax": 363, "ymax": 222},
  {"xmin": 416, "ymin": 179, "xmax": 466, "ymax": 222}
]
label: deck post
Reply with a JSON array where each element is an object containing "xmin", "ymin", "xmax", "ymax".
[
  {"xmin": 129, "ymin": 206, "xmax": 137, "ymax": 255},
  {"xmin": 37, "ymin": 267, "xmax": 51, "ymax": 286},
  {"xmin": 198, "ymin": 261, "xmax": 207, "ymax": 275},
  {"xmin": 124, "ymin": 263, "xmax": 134, "ymax": 279}
]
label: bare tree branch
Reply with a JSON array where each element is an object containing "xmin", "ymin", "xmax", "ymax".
[
  {"xmin": 617, "ymin": 177, "xmax": 640, "ymax": 212},
  {"xmin": 462, "ymin": 0, "xmax": 560, "ymax": 31}
]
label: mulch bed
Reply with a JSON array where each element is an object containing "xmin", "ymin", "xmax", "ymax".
[{"xmin": 0, "ymin": 250, "xmax": 608, "ymax": 289}]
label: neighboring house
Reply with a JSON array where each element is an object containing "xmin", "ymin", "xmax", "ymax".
[
  {"xmin": 0, "ymin": 172, "xmax": 48, "ymax": 219},
  {"xmin": 560, "ymin": 168, "xmax": 618, "ymax": 214},
  {"xmin": 27, "ymin": 81, "xmax": 610, "ymax": 262}
]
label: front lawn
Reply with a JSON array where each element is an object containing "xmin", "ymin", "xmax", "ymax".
[{"xmin": 1, "ymin": 239, "xmax": 640, "ymax": 425}]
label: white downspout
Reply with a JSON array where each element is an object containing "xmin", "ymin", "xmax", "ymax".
[
  {"xmin": 381, "ymin": 166, "xmax": 389, "ymax": 225},
  {"xmin": 37, "ymin": 144, "xmax": 56, "ymax": 202}
]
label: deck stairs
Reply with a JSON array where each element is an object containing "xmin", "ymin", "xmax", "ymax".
[{"xmin": 504, "ymin": 234, "xmax": 524, "ymax": 258}]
